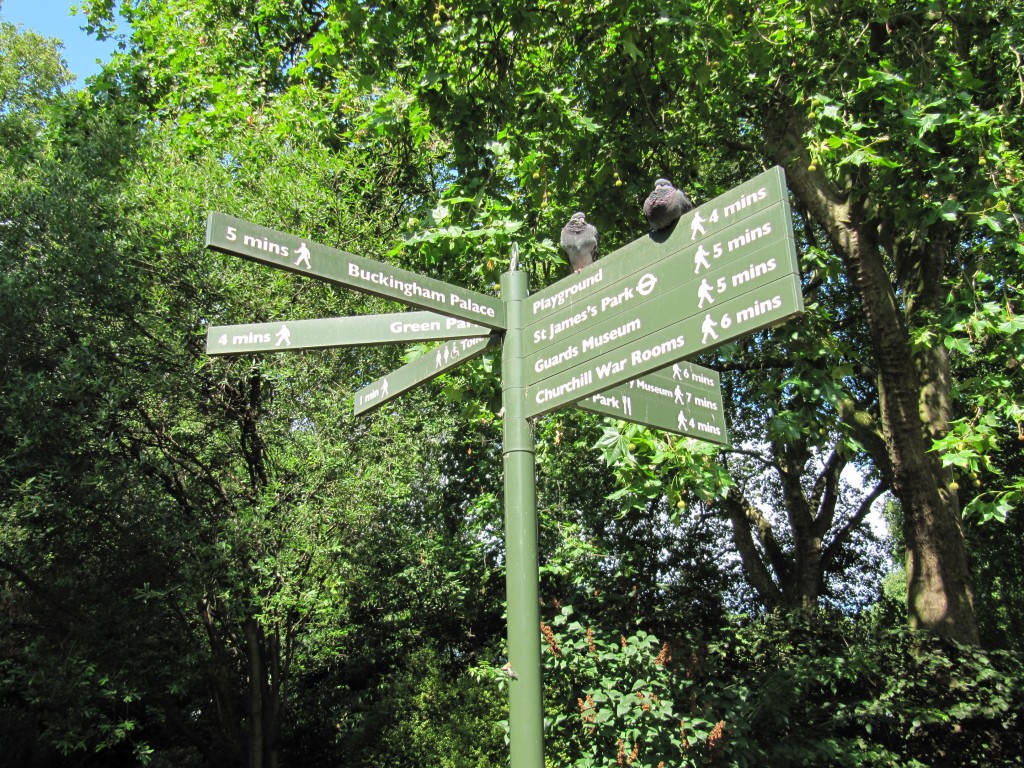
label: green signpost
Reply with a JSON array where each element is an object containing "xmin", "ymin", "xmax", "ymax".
[
  {"xmin": 527, "ymin": 275, "xmax": 803, "ymax": 417},
  {"xmin": 353, "ymin": 334, "xmax": 497, "ymax": 415},
  {"xmin": 203, "ymin": 166, "xmax": 804, "ymax": 768},
  {"xmin": 523, "ymin": 167, "xmax": 801, "ymax": 418},
  {"xmin": 524, "ymin": 201, "xmax": 794, "ymax": 359},
  {"xmin": 578, "ymin": 361, "xmax": 730, "ymax": 444},
  {"xmin": 206, "ymin": 212, "xmax": 506, "ymax": 329},
  {"xmin": 206, "ymin": 311, "xmax": 492, "ymax": 355}
]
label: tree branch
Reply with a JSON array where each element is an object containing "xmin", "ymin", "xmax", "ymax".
[
  {"xmin": 823, "ymin": 481, "xmax": 887, "ymax": 567},
  {"xmin": 721, "ymin": 487, "xmax": 788, "ymax": 605}
]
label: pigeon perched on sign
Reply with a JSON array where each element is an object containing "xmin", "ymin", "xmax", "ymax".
[
  {"xmin": 560, "ymin": 212, "xmax": 599, "ymax": 273},
  {"xmin": 643, "ymin": 178, "xmax": 694, "ymax": 232}
]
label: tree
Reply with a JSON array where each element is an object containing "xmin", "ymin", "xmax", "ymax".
[
  {"xmin": 0, "ymin": 70, "xmax": 478, "ymax": 764},
  {"xmin": 0, "ymin": 13, "xmax": 73, "ymax": 152},
  {"xmin": 597, "ymin": 424, "xmax": 889, "ymax": 614},
  {"xmin": 81, "ymin": 0, "xmax": 1024, "ymax": 647},
  {"xmin": 743, "ymin": 2, "xmax": 1022, "ymax": 644},
  {"xmin": 350, "ymin": 0, "xmax": 1024, "ymax": 643}
]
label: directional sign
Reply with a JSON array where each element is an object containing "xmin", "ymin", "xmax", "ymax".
[
  {"xmin": 525, "ymin": 234, "xmax": 797, "ymax": 382},
  {"xmin": 525, "ymin": 165, "xmax": 789, "ymax": 329},
  {"xmin": 206, "ymin": 213, "xmax": 506, "ymax": 330},
  {"xmin": 206, "ymin": 312, "xmax": 490, "ymax": 355},
  {"xmin": 526, "ymin": 274, "xmax": 803, "ymax": 417},
  {"xmin": 578, "ymin": 362, "xmax": 729, "ymax": 444},
  {"xmin": 353, "ymin": 335, "xmax": 498, "ymax": 415},
  {"xmin": 520, "ymin": 166, "xmax": 804, "ymax": 418},
  {"xmin": 528, "ymin": 202, "xmax": 798, "ymax": 362}
]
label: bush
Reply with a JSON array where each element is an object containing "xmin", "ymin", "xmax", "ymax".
[{"xmin": 541, "ymin": 608, "xmax": 1024, "ymax": 767}]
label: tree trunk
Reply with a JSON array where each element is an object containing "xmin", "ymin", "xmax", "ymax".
[
  {"xmin": 244, "ymin": 617, "xmax": 281, "ymax": 768},
  {"xmin": 722, "ymin": 450, "xmax": 840, "ymax": 612},
  {"xmin": 765, "ymin": 111, "xmax": 979, "ymax": 643},
  {"xmin": 778, "ymin": 447, "xmax": 824, "ymax": 611},
  {"xmin": 246, "ymin": 618, "xmax": 264, "ymax": 768},
  {"xmin": 199, "ymin": 596, "xmax": 246, "ymax": 762}
]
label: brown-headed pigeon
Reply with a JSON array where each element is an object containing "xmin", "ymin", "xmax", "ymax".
[
  {"xmin": 560, "ymin": 211, "xmax": 598, "ymax": 272},
  {"xmin": 643, "ymin": 178, "xmax": 693, "ymax": 231}
]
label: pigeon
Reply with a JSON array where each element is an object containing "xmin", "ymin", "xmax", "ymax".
[
  {"xmin": 643, "ymin": 178, "xmax": 694, "ymax": 232},
  {"xmin": 560, "ymin": 211, "xmax": 599, "ymax": 273}
]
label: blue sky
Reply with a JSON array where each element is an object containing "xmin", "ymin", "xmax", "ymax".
[{"xmin": 2, "ymin": 0, "xmax": 120, "ymax": 85}]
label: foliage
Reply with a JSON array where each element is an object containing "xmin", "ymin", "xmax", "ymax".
[
  {"xmin": 541, "ymin": 604, "xmax": 724, "ymax": 768},
  {"xmin": 931, "ymin": 306, "xmax": 1024, "ymax": 524},
  {"xmin": 543, "ymin": 608, "xmax": 1024, "ymax": 767},
  {"xmin": 0, "ymin": 14, "xmax": 74, "ymax": 152},
  {"xmin": 707, "ymin": 613, "xmax": 1024, "ymax": 767},
  {"xmin": 537, "ymin": 412, "xmax": 735, "ymax": 636},
  {"xmin": 969, "ymin": 503, "xmax": 1024, "ymax": 652},
  {"xmin": 335, "ymin": 642, "xmax": 507, "ymax": 768},
  {"xmin": 0, "ymin": 70, "xmax": 473, "ymax": 766}
]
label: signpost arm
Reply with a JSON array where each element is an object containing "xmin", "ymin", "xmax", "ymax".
[{"xmin": 500, "ymin": 269, "xmax": 544, "ymax": 768}]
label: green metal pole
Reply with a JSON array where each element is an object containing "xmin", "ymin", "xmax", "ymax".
[{"xmin": 500, "ymin": 269, "xmax": 544, "ymax": 768}]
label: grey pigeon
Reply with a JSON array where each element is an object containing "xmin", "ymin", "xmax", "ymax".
[
  {"xmin": 560, "ymin": 211, "xmax": 598, "ymax": 273},
  {"xmin": 643, "ymin": 178, "xmax": 693, "ymax": 231}
]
